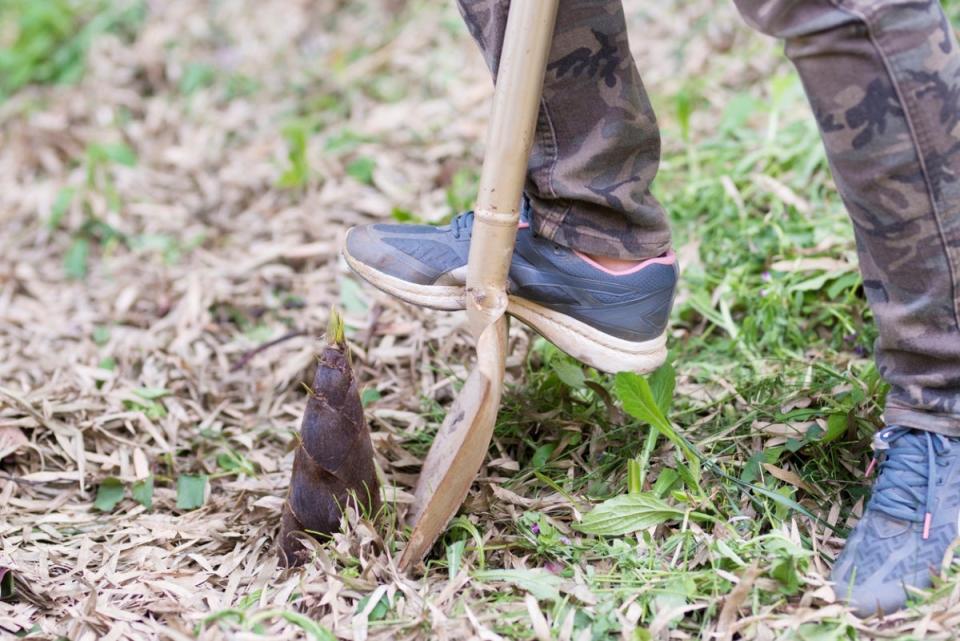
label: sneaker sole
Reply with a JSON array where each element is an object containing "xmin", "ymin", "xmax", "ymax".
[{"xmin": 344, "ymin": 252, "xmax": 667, "ymax": 374}]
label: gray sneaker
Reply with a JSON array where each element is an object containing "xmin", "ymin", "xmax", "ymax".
[
  {"xmin": 343, "ymin": 207, "xmax": 677, "ymax": 374},
  {"xmin": 831, "ymin": 426, "xmax": 960, "ymax": 616}
]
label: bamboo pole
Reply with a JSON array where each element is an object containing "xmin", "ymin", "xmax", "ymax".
[{"xmin": 399, "ymin": 0, "xmax": 559, "ymax": 571}]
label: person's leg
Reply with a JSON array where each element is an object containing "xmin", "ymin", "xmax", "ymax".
[
  {"xmin": 456, "ymin": 0, "xmax": 671, "ymax": 261},
  {"xmin": 733, "ymin": 0, "xmax": 960, "ymax": 615},
  {"xmin": 734, "ymin": 0, "xmax": 960, "ymax": 436},
  {"xmin": 344, "ymin": 0, "xmax": 678, "ymax": 374}
]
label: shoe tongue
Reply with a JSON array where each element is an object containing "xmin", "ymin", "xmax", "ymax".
[
  {"xmin": 866, "ymin": 428, "xmax": 930, "ymax": 538},
  {"xmin": 519, "ymin": 199, "xmax": 532, "ymax": 225}
]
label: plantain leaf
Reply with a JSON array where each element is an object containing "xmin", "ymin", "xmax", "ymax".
[{"xmin": 576, "ymin": 492, "xmax": 683, "ymax": 536}]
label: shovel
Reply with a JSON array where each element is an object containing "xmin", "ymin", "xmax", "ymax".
[{"xmin": 398, "ymin": 0, "xmax": 560, "ymax": 571}]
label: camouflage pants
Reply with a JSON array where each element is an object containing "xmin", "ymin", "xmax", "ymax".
[{"xmin": 457, "ymin": 0, "xmax": 960, "ymax": 436}]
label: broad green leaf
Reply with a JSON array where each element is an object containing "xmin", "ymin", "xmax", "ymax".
[
  {"xmin": 132, "ymin": 476, "xmax": 153, "ymax": 510},
  {"xmin": 648, "ymin": 362, "xmax": 676, "ymax": 415},
  {"xmin": 652, "ymin": 576, "xmax": 696, "ymax": 620},
  {"xmin": 64, "ymin": 236, "xmax": 89, "ymax": 279},
  {"xmin": 338, "ymin": 276, "xmax": 368, "ymax": 315},
  {"xmin": 651, "ymin": 468, "xmax": 680, "ymax": 498},
  {"xmin": 551, "ymin": 359, "xmax": 585, "ymax": 388},
  {"xmin": 94, "ymin": 477, "xmax": 124, "ymax": 512},
  {"xmin": 785, "ymin": 623, "xmax": 855, "ymax": 641},
  {"xmin": 176, "ymin": 475, "xmax": 207, "ymax": 510},
  {"xmin": 179, "ymin": 62, "xmax": 215, "ymax": 95},
  {"xmin": 576, "ymin": 492, "xmax": 683, "ymax": 536},
  {"xmin": 105, "ymin": 143, "xmax": 137, "ymax": 166},
  {"xmin": 355, "ymin": 592, "xmax": 389, "ymax": 621},
  {"xmin": 615, "ymin": 371, "xmax": 667, "ymax": 429},
  {"xmin": 87, "ymin": 142, "xmax": 137, "ymax": 167},
  {"xmin": 346, "ymin": 157, "xmax": 375, "ymax": 184},
  {"xmin": 771, "ymin": 556, "xmax": 801, "ymax": 595},
  {"xmin": 324, "ymin": 129, "xmax": 369, "ymax": 153},
  {"xmin": 473, "ymin": 569, "xmax": 562, "ymax": 602},
  {"xmin": 92, "ymin": 325, "xmax": 111, "ymax": 346},
  {"xmin": 48, "ymin": 186, "xmax": 75, "ymax": 229},
  {"xmin": 124, "ymin": 399, "xmax": 166, "ymax": 420},
  {"xmin": 217, "ymin": 450, "xmax": 256, "ymax": 476},
  {"xmin": 822, "ymin": 413, "xmax": 848, "ymax": 444},
  {"xmin": 741, "ymin": 451, "xmax": 763, "ymax": 484},
  {"xmin": 390, "ymin": 207, "xmax": 414, "ymax": 222},
  {"xmin": 133, "ymin": 387, "xmax": 170, "ymax": 400},
  {"xmin": 360, "ymin": 388, "xmax": 381, "ymax": 407},
  {"xmin": 615, "ymin": 372, "xmax": 700, "ymax": 483},
  {"xmin": 531, "ymin": 444, "xmax": 555, "ymax": 469}
]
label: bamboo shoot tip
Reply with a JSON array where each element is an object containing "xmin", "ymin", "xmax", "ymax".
[{"xmin": 326, "ymin": 307, "xmax": 345, "ymax": 346}]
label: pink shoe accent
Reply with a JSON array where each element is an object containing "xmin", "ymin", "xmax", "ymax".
[
  {"xmin": 574, "ymin": 250, "xmax": 677, "ymax": 276},
  {"xmin": 923, "ymin": 512, "xmax": 932, "ymax": 540},
  {"xmin": 865, "ymin": 457, "xmax": 878, "ymax": 478},
  {"xmin": 517, "ymin": 221, "xmax": 530, "ymax": 229}
]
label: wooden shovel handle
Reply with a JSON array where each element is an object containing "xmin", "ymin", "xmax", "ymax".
[
  {"xmin": 465, "ymin": 0, "xmax": 560, "ymax": 336},
  {"xmin": 400, "ymin": 0, "xmax": 559, "ymax": 571}
]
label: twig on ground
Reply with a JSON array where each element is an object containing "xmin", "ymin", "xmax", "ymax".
[{"xmin": 230, "ymin": 330, "xmax": 309, "ymax": 372}]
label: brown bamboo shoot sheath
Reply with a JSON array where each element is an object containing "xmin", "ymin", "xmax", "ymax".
[{"xmin": 279, "ymin": 312, "xmax": 380, "ymax": 567}]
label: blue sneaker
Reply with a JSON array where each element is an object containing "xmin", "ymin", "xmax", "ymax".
[
  {"xmin": 831, "ymin": 426, "xmax": 960, "ymax": 616},
  {"xmin": 343, "ymin": 207, "xmax": 677, "ymax": 373}
]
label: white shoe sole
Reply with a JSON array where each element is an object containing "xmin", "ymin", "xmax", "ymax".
[{"xmin": 344, "ymin": 252, "xmax": 667, "ymax": 374}]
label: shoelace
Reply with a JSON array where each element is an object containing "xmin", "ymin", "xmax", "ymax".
[
  {"xmin": 866, "ymin": 426, "xmax": 953, "ymax": 540},
  {"xmin": 451, "ymin": 198, "xmax": 532, "ymax": 240},
  {"xmin": 451, "ymin": 211, "xmax": 475, "ymax": 239}
]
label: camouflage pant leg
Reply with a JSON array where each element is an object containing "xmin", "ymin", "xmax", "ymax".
[
  {"xmin": 456, "ymin": 0, "xmax": 671, "ymax": 260},
  {"xmin": 733, "ymin": 0, "xmax": 960, "ymax": 435}
]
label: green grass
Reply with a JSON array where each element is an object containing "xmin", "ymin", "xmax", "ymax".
[
  {"xmin": 0, "ymin": 0, "xmax": 145, "ymax": 99},
  {"xmin": 398, "ymin": 71, "xmax": 895, "ymax": 638},
  {"xmin": 372, "ymin": 72, "xmax": 894, "ymax": 634}
]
